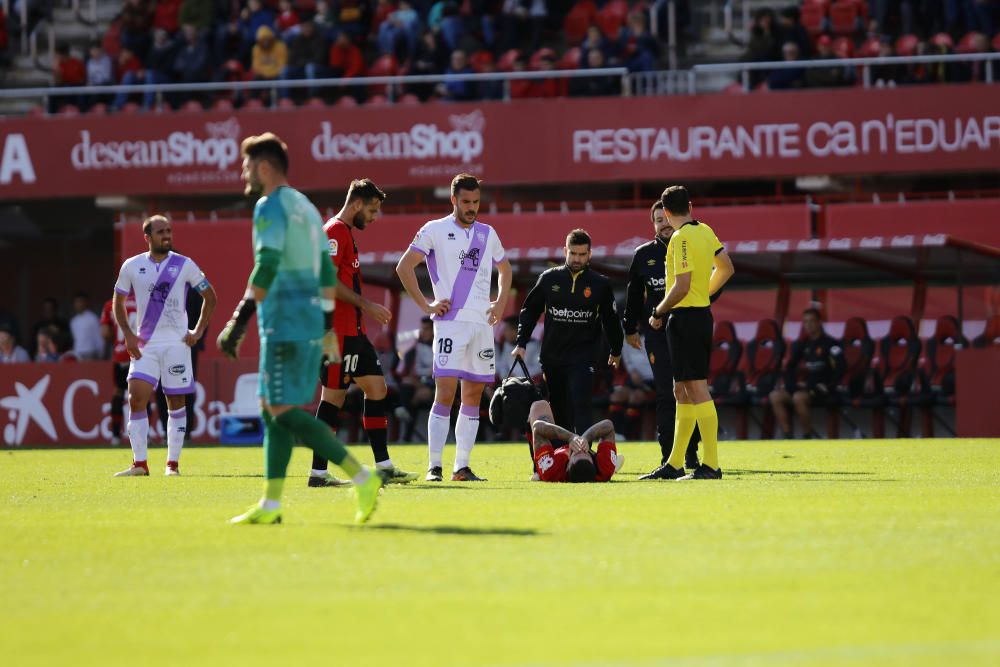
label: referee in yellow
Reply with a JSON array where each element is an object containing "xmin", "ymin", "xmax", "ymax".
[{"xmin": 647, "ymin": 186, "xmax": 734, "ymax": 480}]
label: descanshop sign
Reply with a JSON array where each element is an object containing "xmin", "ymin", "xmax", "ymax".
[
  {"xmin": 311, "ymin": 121, "xmax": 484, "ymax": 163},
  {"xmin": 71, "ymin": 130, "xmax": 240, "ymax": 171}
]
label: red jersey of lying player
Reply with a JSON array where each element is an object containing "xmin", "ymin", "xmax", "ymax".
[
  {"xmin": 100, "ymin": 296, "xmax": 137, "ymax": 364},
  {"xmin": 533, "ymin": 440, "xmax": 619, "ymax": 483},
  {"xmin": 324, "ymin": 217, "xmax": 366, "ymax": 336}
]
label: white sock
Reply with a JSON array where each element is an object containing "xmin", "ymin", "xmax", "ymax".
[
  {"xmin": 310, "ymin": 469, "xmax": 329, "ymax": 477},
  {"xmin": 454, "ymin": 404, "xmax": 479, "ymax": 472},
  {"xmin": 127, "ymin": 414, "xmax": 149, "ymax": 463},
  {"xmin": 427, "ymin": 402, "xmax": 451, "ymax": 468},
  {"xmin": 260, "ymin": 499, "xmax": 280, "ymax": 511},
  {"xmin": 375, "ymin": 460, "xmax": 394, "ymax": 469},
  {"xmin": 166, "ymin": 408, "xmax": 186, "ymax": 463}
]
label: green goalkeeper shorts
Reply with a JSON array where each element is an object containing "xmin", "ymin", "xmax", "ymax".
[{"xmin": 258, "ymin": 338, "xmax": 323, "ymax": 407}]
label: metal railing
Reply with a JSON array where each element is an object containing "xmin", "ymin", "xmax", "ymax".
[
  {"xmin": 693, "ymin": 52, "xmax": 1000, "ymax": 91},
  {"xmin": 628, "ymin": 69, "xmax": 696, "ymax": 95},
  {"xmin": 0, "ymin": 67, "xmax": 632, "ymax": 112},
  {"xmin": 71, "ymin": 0, "xmax": 97, "ymax": 24}
]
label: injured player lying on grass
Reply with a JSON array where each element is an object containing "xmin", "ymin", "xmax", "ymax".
[{"xmin": 528, "ymin": 400, "xmax": 624, "ymax": 483}]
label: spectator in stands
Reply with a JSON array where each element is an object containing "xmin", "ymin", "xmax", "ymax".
[
  {"xmin": 335, "ymin": 0, "xmax": 370, "ymax": 39},
  {"xmin": 569, "ymin": 49, "xmax": 621, "ymax": 97},
  {"xmin": 119, "ymin": 0, "xmax": 154, "ymax": 59},
  {"xmin": 114, "ymin": 27, "xmax": 177, "ymax": 110},
  {"xmin": 767, "ymin": 42, "xmax": 806, "ymax": 90},
  {"xmin": 213, "ymin": 19, "xmax": 249, "ymax": 72},
  {"xmin": 870, "ymin": 0, "xmax": 916, "ymax": 37},
  {"xmin": 476, "ymin": 56, "xmax": 505, "ymax": 100},
  {"xmin": 775, "ymin": 6, "xmax": 811, "ymax": 58},
  {"xmin": 328, "ymin": 30, "xmax": 364, "ymax": 79},
  {"xmin": 153, "ymin": 0, "xmax": 181, "ymax": 35},
  {"xmin": 871, "ymin": 39, "xmax": 904, "ymax": 87},
  {"xmin": 498, "ymin": 316, "xmax": 541, "ymax": 381},
  {"xmin": 617, "ymin": 10, "xmax": 659, "ymax": 73},
  {"xmin": 86, "ymin": 40, "xmax": 115, "ymax": 87},
  {"xmin": 956, "ymin": 32, "xmax": 991, "ymax": 82},
  {"xmin": 526, "ymin": 53, "xmax": 562, "ymax": 97},
  {"xmin": 579, "ymin": 24, "xmax": 610, "ymax": 67},
  {"xmin": 769, "ymin": 308, "xmax": 845, "ymax": 439},
  {"xmin": 51, "ymin": 43, "xmax": 86, "ymax": 111},
  {"xmin": 313, "ymin": 0, "xmax": 336, "ymax": 34},
  {"xmin": 498, "ymin": 0, "xmax": 546, "ymax": 52},
  {"xmin": 437, "ymin": 3, "xmax": 466, "ymax": 51},
  {"xmin": 397, "ymin": 317, "xmax": 435, "ymax": 441},
  {"xmin": 805, "ymin": 35, "xmax": 852, "ymax": 88},
  {"xmin": 35, "ymin": 327, "xmax": 62, "ymax": 363},
  {"xmin": 0, "ymin": 327, "xmax": 30, "ymax": 364},
  {"xmin": 116, "ymin": 46, "xmax": 143, "ymax": 82},
  {"xmin": 609, "ymin": 338, "xmax": 655, "ymax": 440},
  {"xmin": 69, "ymin": 292, "xmax": 104, "ymax": 360},
  {"xmin": 441, "ymin": 48, "xmax": 477, "ymax": 101},
  {"xmin": 241, "ymin": 0, "xmax": 276, "ymax": 38},
  {"xmin": 179, "ymin": 0, "xmax": 213, "ymax": 32},
  {"xmin": 280, "ymin": 20, "xmax": 329, "ymax": 98},
  {"xmin": 173, "ymin": 22, "xmax": 209, "ymax": 105},
  {"xmin": 275, "ymin": 0, "xmax": 300, "ymax": 34},
  {"xmin": 31, "ymin": 298, "xmax": 69, "ymax": 358},
  {"xmin": 736, "ymin": 7, "xmax": 778, "ymax": 62},
  {"xmin": 408, "ymin": 29, "xmax": 447, "ymax": 98},
  {"xmin": 378, "ymin": 0, "xmax": 422, "ymax": 59},
  {"xmin": 0, "ymin": 4, "xmax": 9, "ymax": 62},
  {"xmin": 251, "ymin": 24, "xmax": 288, "ymax": 90}
]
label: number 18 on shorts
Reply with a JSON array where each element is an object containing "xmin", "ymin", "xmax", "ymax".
[{"xmin": 432, "ymin": 320, "xmax": 496, "ymax": 384}]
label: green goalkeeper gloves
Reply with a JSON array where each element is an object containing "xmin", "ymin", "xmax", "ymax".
[{"xmin": 217, "ymin": 297, "xmax": 256, "ymax": 360}]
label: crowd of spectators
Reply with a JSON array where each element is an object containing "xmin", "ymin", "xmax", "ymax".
[
  {"xmin": 42, "ymin": 0, "xmax": 687, "ymax": 112},
  {"xmin": 736, "ymin": 2, "xmax": 1000, "ymax": 91},
  {"xmin": 0, "ymin": 295, "xmax": 105, "ymax": 364}
]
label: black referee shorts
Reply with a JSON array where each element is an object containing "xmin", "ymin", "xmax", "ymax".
[{"xmin": 666, "ymin": 307, "xmax": 713, "ymax": 382}]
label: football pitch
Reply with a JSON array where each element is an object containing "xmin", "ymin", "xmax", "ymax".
[{"xmin": 2, "ymin": 439, "xmax": 998, "ymax": 667}]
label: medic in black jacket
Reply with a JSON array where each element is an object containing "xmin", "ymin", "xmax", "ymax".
[{"xmin": 514, "ymin": 229, "xmax": 624, "ymax": 434}]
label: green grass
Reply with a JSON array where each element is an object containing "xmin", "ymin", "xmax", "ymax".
[{"xmin": 1, "ymin": 439, "xmax": 999, "ymax": 667}]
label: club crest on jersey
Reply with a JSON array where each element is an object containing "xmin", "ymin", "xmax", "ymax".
[
  {"xmin": 477, "ymin": 231, "xmax": 486, "ymax": 242},
  {"xmin": 459, "ymin": 247, "xmax": 480, "ymax": 268},
  {"xmin": 647, "ymin": 259, "xmax": 656, "ymax": 266},
  {"xmin": 438, "ymin": 355, "xmax": 449, "ymax": 366},
  {"xmin": 583, "ymin": 287, "xmax": 592, "ymax": 298},
  {"xmin": 167, "ymin": 265, "xmax": 179, "ymax": 278},
  {"xmin": 328, "ymin": 238, "xmax": 339, "ymax": 256}
]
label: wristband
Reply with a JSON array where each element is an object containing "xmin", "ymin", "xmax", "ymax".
[{"xmin": 321, "ymin": 298, "xmax": 334, "ymax": 330}]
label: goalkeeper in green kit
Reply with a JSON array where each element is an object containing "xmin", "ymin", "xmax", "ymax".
[{"xmin": 218, "ymin": 132, "xmax": 383, "ymax": 525}]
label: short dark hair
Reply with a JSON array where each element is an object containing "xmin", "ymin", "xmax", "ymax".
[
  {"xmin": 346, "ymin": 178, "xmax": 386, "ymax": 204},
  {"xmin": 803, "ymin": 307, "xmax": 822, "ymax": 320},
  {"xmin": 649, "ymin": 200, "xmax": 664, "ymax": 221},
  {"xmin": 74, "ymin": 291, "xmax": 89, "ymax": 300},
  {"xmin": 451, "ymin": 173, "xmax": 481, "ymax": 197},
  {"xmin": 142, "ymin": 214, "xmax": 169, "ymax": 236},
  {"xmin": 660, "ymin": 185, "xmax": 691, "ymax": 216},
  {"xmin": 566, "ymin": 456, "xmax": 597, "ymax": 483},
  {"xmin": 566, "ymin": 228, "xmax": 591, "ymax": 248},
  {"xmin": 241, "ymin": 132, "xmax": 289, "ymax": 175}
]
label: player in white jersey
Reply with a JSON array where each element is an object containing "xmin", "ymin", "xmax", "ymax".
[
  {"xmin": 396, "ymin": 173, "xmax": 512, "ymax": 481},
  {"xmin": 111, "ymin": 215, "xmax": 217, "ymax": 477}
]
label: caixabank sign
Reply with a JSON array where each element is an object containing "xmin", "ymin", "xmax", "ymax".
[{"xmin": 1, "ymin": 85, "xmax": 999, "ymax": 198}]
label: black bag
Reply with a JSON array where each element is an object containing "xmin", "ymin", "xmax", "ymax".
[{"xmin": 489, "ymin": 358, "xmax": 542, "ymax": 430}]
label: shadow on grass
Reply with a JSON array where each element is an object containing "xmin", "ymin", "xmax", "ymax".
[
  {"xmin": 729, "ymin": 469, "xmax": 874, "ymax": 476},
  {"xmin": 359, "ymin": 523, "xmax": 542, "ymax": 536}
]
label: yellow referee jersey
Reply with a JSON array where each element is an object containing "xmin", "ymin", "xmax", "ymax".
[{"xmin": 666, "ymin": 221, "xmax": 724, "ymax": 308}]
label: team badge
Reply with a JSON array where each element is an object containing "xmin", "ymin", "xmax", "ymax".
[
  {"xmin": 438, "ymin": 355, "xmax": 449, "ymax": 366},
  {"xmin": 583, "ymin": 287, "xmax": 592, "ymax": 298},
  {"xmin": 328, "ymin": 238, "xmax": 339, "ymax": 256},
  {"xmin": 647, "ymin": 259, "xmax": 656, "ymax": 266},
  {"xmin": 551, "ymin": 284, "xmax": 560, "ymax": 292},
  {"xmin": 167, "ymin": 265, "xmax": 179, "ymax": 278}
]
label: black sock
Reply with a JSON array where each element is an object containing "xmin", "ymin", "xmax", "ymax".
[
  {"xmin": 312, "ymin": 401, "xmax": 340, "ymax": 471},
  {"xmin": 363, "ymin": 398, "xmax": 390, "ymax": 465}
]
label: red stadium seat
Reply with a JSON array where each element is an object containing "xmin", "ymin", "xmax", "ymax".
[
  {"xmin": 88, "ymin": 102, "xmax": 108, "ymax": 115},
  {"xmin": 242, "ymin": 97, "xmax": 266, "ymax": 110},
  {"xmin": 119, "ymin": 101, "xmax": 141, "ymax": 114},
  {"xmin": 212, "ymin": 98, "xmax": 235, "ymax": 112},
  {"xmin": 857, "ymin": 36, "xmax": 881, "ymax": 58},
  {"xmin": 529, "ymin": 47, "xmax": 558, "ymax": 70},
  {"xmin": 398, "ymin": 93, "xmax": 421, "ymax": 105},
  {"xmin": 918, "ymin": 315, "xmax": 967, "ymax": 435},
  {"xmin": 366, "ymin": 54, "xmax": 399, "ymax": 96},
  {"xmin": 336, "ymin": 95, "xmax": 359, "ymax": 107},
  {"xmin": 556, "ymin": 47, "xmax": 581, "ymax": 70},
  {"xmin": 955, "ymin": 31, "xmax": 985, "ymax": 54},
  {"xmin": 829, "ymin": 1, "xmax": 859, "ymax": 36},
  {"xmin": 305, "ymin": 96, "xmax": 327, "ymax": 108},
  {"xmin": 28, "ymin": 104, "xmax": 46, "ymax": 117},
  {"xmin": 877, "ymin": 315, "xmax": 921, "ymax": 436},
  {"xmin": 59, "ymin": 104, "xmax": 81, "ymax": 116},
  {"xmin": 179, "ymin": 99, "xmax": 203, "ymax": 113},
  {"xmin": 800, "ymin": 3, "xmax": 827, "ymax": 36},
  {"xmin": 468, "ymin": 49, "xmax": 495, "ymax": 73},
  {"xmin": 993, "ymin": 33, "xmax": 1000, "ymax": 52},
  {"xmin": 366, "ymin": 93, "xmax": 388, "ymax": 106},
  {"xmin": 724, "ymin": 81, "xmax": 746, "ymax": 94},
  {"xmin": 596, "ymin": 0, "xmax": 628, "ymax": 39},
  {"xmin": 744, "ymin": 319, "xmax": 786, "ymax": 438},
  {"xmin": 277, "ymin": 97, "xmax": 296, "ymax": 109},
  {"xmin": 930, "ymin": 32, "xmax": 953, "ymax": 49},
  {"xmin": 895, "ymin": 34, "xmax": 918, "ymax": 57},
  {"xmin": 832, "ymin": 36, "xmax": 854, "ymax": 58},
  {"xmin": 833, "ymin": 316, "xmax": 880, "ymax": 437},
  {"xmin": 709, "ymin": 322, "xmax": 746, "ymax": 435},
  {"xmin": 497, "ymin": 48, "xmax": 522, "ymax": 72},
  {"xmin": 563, "ymin": 1, "xmax": 598, "ymax": 45}
]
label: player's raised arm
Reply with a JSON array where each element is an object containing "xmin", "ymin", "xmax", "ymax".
[
  {"xmin": 395, "ymin": 247, "xmax": 450, "ymax": 317},
  {"xmin": 580, "ymin": 419, "xmax": 616, "ymax": 446}
]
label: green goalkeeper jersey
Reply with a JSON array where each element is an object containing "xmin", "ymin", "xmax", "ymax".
[{"xmin": 253, "ymin": 185, "xmax": 334, "ymax": 343}]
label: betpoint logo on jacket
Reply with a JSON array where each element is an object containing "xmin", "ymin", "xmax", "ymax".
[
  {"xmin": 70, "ymin": 118, "xmax": 241, "ymax": 171},
  {"xmin": 311, "ymin": 110, "xmax": 485, "ymax": 163}
]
